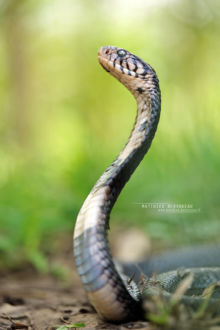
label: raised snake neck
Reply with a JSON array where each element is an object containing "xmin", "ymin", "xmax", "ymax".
[{"xmin": 73, "ymin": 46, "xmax": 220, "ymax": 322}]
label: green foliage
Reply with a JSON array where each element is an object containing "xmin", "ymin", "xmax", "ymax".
[{"xmin": 0, "ymin": 1, "xmax": 219, "ymax": 269}]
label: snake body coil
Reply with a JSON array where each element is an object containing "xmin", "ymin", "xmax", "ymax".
[{"xmin": 73, "ymin": 46, "xmax": 220, "ymax": 322}]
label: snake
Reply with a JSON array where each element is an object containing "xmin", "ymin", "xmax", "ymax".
[{"xmin": 73, "ymin": 46, "xmax": 220, "ymax": 322}]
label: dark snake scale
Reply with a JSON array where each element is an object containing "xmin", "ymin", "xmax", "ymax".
[{"xmin": 73, "ymin": 46, "xmax": 220, "ymax": 322}]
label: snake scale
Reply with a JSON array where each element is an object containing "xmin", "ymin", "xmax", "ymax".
[{"xmin": 73, "ymin": 46, "xmax": 220, "ymax": 322}]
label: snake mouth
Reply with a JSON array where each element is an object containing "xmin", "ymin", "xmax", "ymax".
[
  {"xmin": 100, "ymin": 63, "xmax": 110, "ymax": 73},
  {"xmin": 98, "ymin": 55, "xmax": 110, "ymax": 72},
  {"xmin": 98, "ymin": 51, "xmax": 115, "ymax": 74},
  {"xmin": 98, "ymin": 54, "xmax": 134, "ymax": 81}
]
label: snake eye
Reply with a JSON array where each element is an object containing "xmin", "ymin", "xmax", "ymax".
[{"xmin": 117, "ymin": 49, "xmax": 126, "ymax": 57}]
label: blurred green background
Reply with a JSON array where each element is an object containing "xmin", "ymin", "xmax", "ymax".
[{"xmin": 0, "ymin": 0, "xmax": 219, "ymax": 271}]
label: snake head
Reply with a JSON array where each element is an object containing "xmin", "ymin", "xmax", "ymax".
[{"xmin": 98, "ymin": 46, "xmax": 158, "ymax": 97}]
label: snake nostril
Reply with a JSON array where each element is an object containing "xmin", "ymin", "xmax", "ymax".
[{"xmin": 105, "ymin": 49, "xmax": 110, "ymax": 55}]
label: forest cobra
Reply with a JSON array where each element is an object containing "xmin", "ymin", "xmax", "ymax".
[{"xmin": 73, "ymin": 46, "xmax": 220, "ymax": 322}]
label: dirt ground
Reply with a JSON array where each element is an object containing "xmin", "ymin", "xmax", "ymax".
[
  {"xmin": 0, "ymin": 268, "xmax": 151, "ymax": 330},
  {"xmin": 1, "ymin": 233, "xmax": 220, "ymax": 330},
  {"xmin": 0, "ymin": 232, "xmax": 154, "ymax": 330}
]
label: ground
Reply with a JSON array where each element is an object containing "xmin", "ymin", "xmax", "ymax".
[
  {"xmin": 2, "ymin": 232, "xmax": 218, "ymax": 330},
  {"xmin": 0, "ymin": 271, "xmax": 150, "ymax": 330},
  {"xmin": 0, "ymin": 264, "xmax": 152, "ymax": 330},
  {"xmin": 0, "ymin": 231, "xmax": 154, "ymax": 330}
]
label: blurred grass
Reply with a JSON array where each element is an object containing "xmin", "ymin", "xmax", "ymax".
[{"xmin": 0, "ymin": 0, "xmax": 219, "ymax": 270}]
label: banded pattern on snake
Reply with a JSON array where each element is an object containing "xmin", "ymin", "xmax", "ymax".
[{"xmin": 73, "ymin": 46, "xmax": 220, "ymax": 322}]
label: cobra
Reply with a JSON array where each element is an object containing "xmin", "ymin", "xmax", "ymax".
[{"xmin": 73, "ymin": 46, "xmax": 220, "ymax": 322}]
